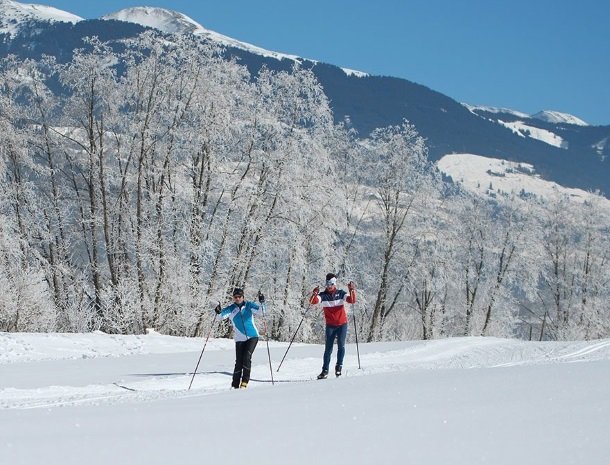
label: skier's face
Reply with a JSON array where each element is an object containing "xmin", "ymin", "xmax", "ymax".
[
  {"xmin": 326, "ymin": 284, "xmax": 336, "ymax": 293},
  {"xmin": 233, "ymin": 295, "xmax": 244, "ymax": 303}
]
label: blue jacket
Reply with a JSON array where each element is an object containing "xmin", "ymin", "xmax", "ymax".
[{"xmin": 216, "ymin": 301, "xmax": 262, "ymax": 342}]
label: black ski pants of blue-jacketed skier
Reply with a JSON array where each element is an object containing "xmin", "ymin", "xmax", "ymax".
[{"xmin": 232, "ymin": 337, "xmax": 259, "ymax": 388}]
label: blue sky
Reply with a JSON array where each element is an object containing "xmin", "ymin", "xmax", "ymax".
[{"xmin": 46, "ymin": 0, "xmax": 610, "ymax": 125}]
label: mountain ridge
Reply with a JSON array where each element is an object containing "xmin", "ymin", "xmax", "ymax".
[
  {"xmin": 1, "ymin": 1, "xmax": 608, "ymax": 195},
  {"xmin": 0, "ymin": 0, "xmax": 81, "ymax": 36}
]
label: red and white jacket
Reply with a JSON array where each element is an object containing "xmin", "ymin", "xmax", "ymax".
[{"xmin": 310, "ymin": 288, "xmax": 356, "ymax": 326}]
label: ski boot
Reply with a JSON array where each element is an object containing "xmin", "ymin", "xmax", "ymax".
[
  {"xmin": 317, "ymin": 370, "xmax": 328, "ymax": 380},
  {"xmin": 335, "ymin": 365, "xmax": 342, "ymax": 377},
  {"xmin": 240, "ymin": 381, "xmax": 248, "ymax": 389}
]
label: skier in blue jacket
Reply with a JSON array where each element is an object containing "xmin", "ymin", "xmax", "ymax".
[{"xmin": 215, "ymin": 288, "xmax": 264, "ymax": 389}]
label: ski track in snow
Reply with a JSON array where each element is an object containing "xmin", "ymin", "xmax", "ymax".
[
  {"xmin": 2, "ymin": 333, "xmax": 610, "ymax": 411},
  {"xmin": 555, "ymin": 339, "xmax": 610, "ymax": 360}
]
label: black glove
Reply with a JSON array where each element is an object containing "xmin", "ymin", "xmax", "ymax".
[
  {"xmin": 258, "ymin": 292, "xmax": 265, "ymax": 303},
  {"xmin": 214, "ymin": 303, "xmax": 222, "ymax": 315}
]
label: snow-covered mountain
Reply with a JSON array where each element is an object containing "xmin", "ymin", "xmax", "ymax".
[
  {"xmin": 497, "ymin": 119, "xmax": 567, "ymax": 149},
  {"xmin": 461, "ymin": 104, "xmax": 608, "ymax": 193},
  {"xmin": 437, "ymin": 153, "xmax": 610, "ymax": 208},
  {"xmin": 531, "ymin": 110, "xmax": 589, "ymax": 126},
  {"xmin": 465, "ymin": 104, "xmax": 589, "ymax": 129},
  {"xmin": 101, "ymin": 7, "xmax": 368, "ymax": 76},
  {"xmin": 0, "ymin": 0, "xmax": 81, "ymax": 36},
  {"xmin": 1, "ymin": 1, "xmax": 608, "ymax": 196},
  {"xmin": 102, "ymin": 7, "xmax": 204, "ymax": 36},
  {"xmin": 463, "ymin": 104, "xmax": 530, "ymax": 119}
]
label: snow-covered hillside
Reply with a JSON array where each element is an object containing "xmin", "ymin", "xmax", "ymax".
[
  {"xmin": 593, "ymin": 137, "xmax": 608, "ymax": 158},
  {"xmin": 437, "ymin": 153, "xmax": 610, "ymax": 206},
  {"xmin": 463, "ymin": 103, "xmax": 530, "ymax": 119},
  {"xmin": 464, "ymin": 104, "xmax": 589, "ymax": 128},
  {"xmin": 498, "ymin": 119, "xmax": 567, "ymax": 148},
  {"xmin": 0, "ymin": 0, "xmax": 81, "ymax": 36},
  {"xmin": 101, "ymin": 7, "xmax": 368, "ymax": 78},
  {"xmin": 532, "ymin": 110, "xmax": 589, "ymax": 126},
  {"xmin": 464, "ymin": 104, "xmax": 593, "ymax": 150},
  {"xmin": 1, "ymin": 332, "xmax": 609, "ymax": 465},
  {"xmin": 102, "ymin": 7, "xmax": 204, "ymax": 35}
]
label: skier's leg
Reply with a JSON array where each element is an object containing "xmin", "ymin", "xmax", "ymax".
[
  {"xmin": 322, "ymin": 325, "xmax": 337, "ymax": 372},
  {"xmin": 232, "ymin": 341, "xmax": 246, "ymax": 388},
  {"xmin": 240, "ymin": 337, "xmax": 259, "ymax": 386},
  {"xmin": 335, "ymin": 323, "xmax": 348, "ymax": 373}
]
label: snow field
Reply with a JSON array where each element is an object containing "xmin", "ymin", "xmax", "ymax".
[
  {"xmin": 437, "ymin": 153, "xmax": 610, "ymax": 206},
  {"xmin": 1, "ymin": 333, "xmax": 610, "ymax": 464}
]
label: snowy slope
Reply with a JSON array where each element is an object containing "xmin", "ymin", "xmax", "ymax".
[
  {"xmin": 593, "ymin": 137, "xmax": 608, "ymax": 157},
  {"xmin": 1, "ymin": 332, "xmax": 609, "ymax": 465},
  {"xmin": 102, "ymin": 7, "xmax": 204, "ymax": 35},
  {"xmin": 0, "ymin": 0, "xmax": 82, "ymax": 36},
  {"xmin": 464, "ymin": 104, "xmax": 589, "ymax": 127},
  {"xmin": 463, "ymin": 103, "xmax": 530, "ymax": 119},
  {"xmin": 102, "ymin": 7, "xmax": 368, "ymax": 78},
  {"xmin": 437, "ymin": 153, "xmax": 610, "ymax": 206},
  {"xmin": 102, "ymin": 7, "xmax": 306, "ymax": 63},
  {"xmin": 498, "ymin": 119, "xmax": 567, "ymax": 148},
  {"xmin": 532, "ymin": 110, "xmax": 589, "ymax": 126}
]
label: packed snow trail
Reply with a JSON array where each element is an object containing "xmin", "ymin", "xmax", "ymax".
[
  {"xmin": 2, "ymin": 334, "xmax": 610, "ymax": 409},
  {"xmin": 1, "ymin": 333, "xmax": 610, "ymax": 464}
]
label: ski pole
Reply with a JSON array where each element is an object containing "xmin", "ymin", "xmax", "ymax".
[
  {"xmin": 188, "ymin": 307, "xmax": 218, "ymax": 391},
  {"xmin": 276, "ymin": 303, "xmax": 313, "ymax": 372},
  {"xmin": 352, "ymin": 311, "xmax": 362, "ymax": 370},
  {"xmin": 346, "ymin": 281, "xmax": 361, "ymax": 369},
  {"xmin": 258, "ymin": 291, "xmax": 275, "ymax": 385}
]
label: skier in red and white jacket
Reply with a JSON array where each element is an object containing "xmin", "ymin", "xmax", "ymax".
[{"xmin": 309, "ymin": 273, "xmax": 356, "ymax": 379}]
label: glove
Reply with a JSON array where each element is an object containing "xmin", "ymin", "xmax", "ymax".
[
  {"xmin": 258, "ymin": 292, "xmax": 265, "ymax": 303},
  {"xmin": 348, "ymin": 281, "xmax": 356, "ymax": 291},
  {"xmin": 312, "ymin": 286, "xmax": 320, "ymax": 296},
  {"xmin": 214, "ymin": 303, "xmax": 222, "ymax": 315}
]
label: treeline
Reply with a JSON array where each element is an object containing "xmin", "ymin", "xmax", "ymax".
[{"xmin": 0, "ymin": 32, "xmax": 608, "ymax": 342}]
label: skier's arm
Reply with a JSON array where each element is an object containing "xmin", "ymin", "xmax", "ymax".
[
  {"xmin": 216, "ymin": 303, "xmax": 235, "ymax": 320},
  {"xmin": 346, "ymin": 281, "xmax": 357, "ymax": 304},
  {"xmin": 248, "ymin": 301, "xmax": 262, "ymax": 314},
  {"xmin": 309, "ymin": 286, "xmax": 321, "ymax": 305}
]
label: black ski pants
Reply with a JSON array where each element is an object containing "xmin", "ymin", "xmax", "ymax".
[{"xmin": 232, "ymin": 337, "xmax": 259, "ymax": 388}]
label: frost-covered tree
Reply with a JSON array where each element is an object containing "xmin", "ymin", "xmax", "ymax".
[
  {"xmin": 360, "ymin": 121, "xmax": 430, "ymax": 341},
  {"xmin": 1, "ymin": 30, "xmax": 609, "ymax": 342},
  {"xmin": 533, "ymin": 192, "xmax": 610, "ymax": 340},
  {"xmin": 449, "ymin": 193, "xmax": 530, "ymax": 337},
  {"xmin": 0, "ymin": 58, "xmax": 57, "ymax": 331}
]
